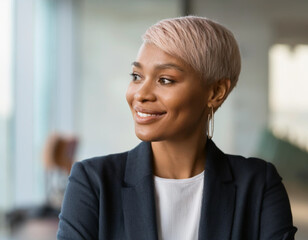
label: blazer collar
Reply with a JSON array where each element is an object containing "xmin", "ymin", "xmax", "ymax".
[
  {"xmin": 199, "ymin": 139, "xmax": 236, "ymax": 240},
  {"xmin": 123, "ymin": 141, "xmax": 153, "ymax": 186},
  {"xmin": 121, "ymin": 141, "xmax": 158, "ymax": 240},
  {"xmin": 123, "ymin": 139, "xmax": 233, "ymax": 186},
  {"xmin": 122, "ymin": 139, "xmax": 236, "ymax": 240},
  {"xmin": 204, "ymin": 138, "xmax": 233, "ymax": 182}
]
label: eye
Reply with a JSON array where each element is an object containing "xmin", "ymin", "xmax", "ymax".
[
  {"xmin": 130, "ymin": 73, "xmax": 141, "ymax": 82},
  {"xmin": 158, "ymin": 78, "xmax": 174, "ymax": 85}
]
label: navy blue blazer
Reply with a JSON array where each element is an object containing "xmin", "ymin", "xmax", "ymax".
[{"xmin": 57, "ymin": 139, "xmax": 297, "ymax": 240}]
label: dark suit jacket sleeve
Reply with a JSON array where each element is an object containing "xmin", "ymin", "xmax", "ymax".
[
  {"xmin": 57, "ymin": 161, "xmax": 99, "ymax": 240},
  {"xmin": 259, "ymin": 162, "xmax": 297, "ymax": 240}
]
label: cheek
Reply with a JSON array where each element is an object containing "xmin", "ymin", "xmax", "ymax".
[
  {"xmin": 125, "ymin": 84, "xmax": 135, "ymax": 107},
  {"xmin": 166, "ymin": 89, "xmax": 204, "ymax": 111},
  {"xmin": 166, "ymin": 89, "xmax": 207, "ymax": 122}
]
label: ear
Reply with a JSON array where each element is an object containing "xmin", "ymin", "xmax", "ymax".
[{"xmin": 207, "ymin": 79, "xmax": 231, "ymax": 109}]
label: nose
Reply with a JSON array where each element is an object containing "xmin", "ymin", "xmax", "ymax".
[{"xmin": 134, "ymin": 79, "xmax": 156, "ymax": 102}]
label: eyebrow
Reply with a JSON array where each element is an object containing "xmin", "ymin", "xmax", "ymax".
[{"xmin": 131, "ymin": 61, "xmax": 185, "ymax": 72}]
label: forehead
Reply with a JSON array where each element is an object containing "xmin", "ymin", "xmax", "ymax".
[{"xmin": 134, "ymin": 43, "xmax": 190, "ymax": 72}]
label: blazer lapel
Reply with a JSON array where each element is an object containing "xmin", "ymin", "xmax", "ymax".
[
  {"xmin": 198, "ymin": 139, "xmax": 236, "ymax": 240},
  {"xmin": 121, "ymin": 142, "xmax": 158, "ymax": 240}
]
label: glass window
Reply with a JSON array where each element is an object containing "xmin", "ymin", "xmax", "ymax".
[
  {"xmin": 269, "ymin": 44, "xmax": 308, "ymax": 151},
  {"xmin": 0, "ymin": 0, "xmax": 13, "ymax": 210}
]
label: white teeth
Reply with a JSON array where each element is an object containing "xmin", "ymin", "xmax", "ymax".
[{"xmin": 137, "ymin": 111, "xmax": 159, "ymax": 117}]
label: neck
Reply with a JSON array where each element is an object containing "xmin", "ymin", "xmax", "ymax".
[{"xmin": 151, "ymin": 133, "xmax": 207, "ymax": 179}]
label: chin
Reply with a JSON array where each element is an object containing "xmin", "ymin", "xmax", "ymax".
[{"xmin": 135, "ymin": 130, "xmax": 164, "ymax": 142}]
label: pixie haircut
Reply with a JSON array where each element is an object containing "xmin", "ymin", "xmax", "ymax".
[{"xmin": 143, "ymin": 16, "xmax": 241, "ymax": 90}]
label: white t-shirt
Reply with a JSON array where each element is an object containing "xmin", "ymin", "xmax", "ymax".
[{"xmin": 154, "ymin": 171, "xmax": 204, "ymax": 240}]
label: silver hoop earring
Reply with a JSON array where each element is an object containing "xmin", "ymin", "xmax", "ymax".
[{"xmin": 207, "ymin": 106, "xmax": 214, "ymax": 139}]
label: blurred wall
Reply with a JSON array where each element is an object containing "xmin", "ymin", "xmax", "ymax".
[{"xmin": 192, "ymin": 0, "xmax": 308, "ymax": 156}]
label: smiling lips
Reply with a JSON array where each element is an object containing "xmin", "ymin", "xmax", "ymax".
[{"xmin": 134, "ymin": 107, "xmax": 166, "ymax": 124}]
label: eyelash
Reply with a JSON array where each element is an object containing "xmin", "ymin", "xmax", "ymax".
[
  {"xmin": 158, "ymin": 78, "xmax": 174, "ymax": 85},
  {"xmin": 130, "ymin": 73, "xmax": 175, "ymax": 85},
  {"xmin": 130, "ymin": 73, "xmax": 141, "ymax": 81}
]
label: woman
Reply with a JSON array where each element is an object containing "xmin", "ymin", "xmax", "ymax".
[{"xmin": 57, "ymin": 16, "xmax": 297, "ymax": 240}]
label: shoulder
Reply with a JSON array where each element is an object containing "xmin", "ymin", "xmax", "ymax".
[
  {"xmin": 226, "ymin": 154, "xmax": 282, "ymax": 188},
  {"xmin": 58, "ymin": 151, "xmax": 130, "ymax": 239},
  {"xmin": 70, "ymin": 151, "xmax": 128, "ymax": 189},
  {"xmin": 78, "ymin": 151, "xmax": 128, "ymax": 175}
]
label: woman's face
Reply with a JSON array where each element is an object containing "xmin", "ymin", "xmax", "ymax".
[{"xmin": 126, "ymin": 43, "xmax": 210, "ymax": 142}]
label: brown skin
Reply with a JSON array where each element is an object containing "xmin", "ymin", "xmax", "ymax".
[{"xmin": 126, "ymin": 43, "xmax": 230, "ymax": 179}]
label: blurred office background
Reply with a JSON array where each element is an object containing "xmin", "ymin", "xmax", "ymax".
[{"xmin": 0, "ymin": 0, "xmax": 307, "ymax": 239}]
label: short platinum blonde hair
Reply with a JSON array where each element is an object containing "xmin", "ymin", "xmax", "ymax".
[{"xmin": 143, "ymin": 16, "xmax": 241, "ymax": 90}]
